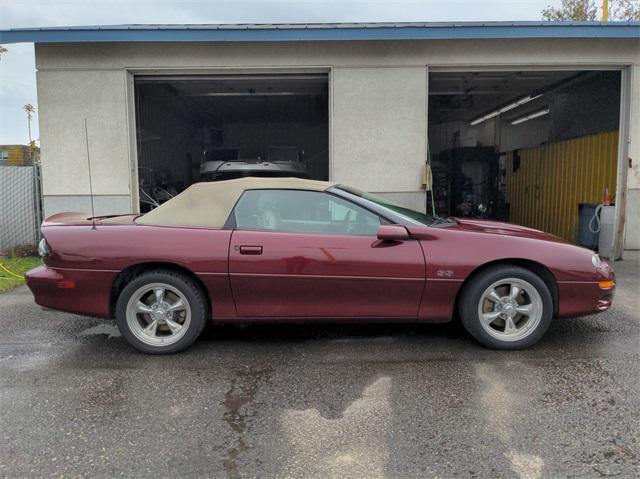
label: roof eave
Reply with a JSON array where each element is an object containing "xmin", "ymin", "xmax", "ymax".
[{"xmin": 1, "ymin": 23, "xmax": 638, "ymax": 44}]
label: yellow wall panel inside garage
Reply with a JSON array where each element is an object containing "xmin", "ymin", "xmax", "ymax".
[{"xmin": 506, "ymin": 130, "xmax": 618, "ymax": 243}]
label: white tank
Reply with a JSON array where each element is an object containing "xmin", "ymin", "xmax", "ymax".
[{"xmin": 598, "ymin": 206, "xmax": 616, "ymax": 259}]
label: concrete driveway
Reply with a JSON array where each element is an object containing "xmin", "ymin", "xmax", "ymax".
[{"xmin": 1, "ymin": 259, "xmax": 638, "ymax": 478}]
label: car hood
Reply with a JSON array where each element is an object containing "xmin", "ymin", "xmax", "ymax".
[{"xmin": 416, "ymin": 218, "xmax": 569, "ymax": 244}]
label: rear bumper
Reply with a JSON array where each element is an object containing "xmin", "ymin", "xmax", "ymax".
[
  {"xmin": 557, "ymin": 276, "xmax": 616, "ymax": 318},
  {"xmin": 25, "ymin": 265, "xmax": 117, "ymax": 318}
]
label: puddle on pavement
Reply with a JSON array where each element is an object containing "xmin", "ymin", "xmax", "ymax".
[{"xmin": 222, "ymin": 366, "xmax": 272, "ymax": 479}]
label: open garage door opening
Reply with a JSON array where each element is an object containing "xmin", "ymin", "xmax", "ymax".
[
  {"xmin": 134, "ymin": 73, "xmax": 329, "ymax": 211},
  {"xmin": 428, "ymin": 70, "xmax": 621, "ymax": 254}
]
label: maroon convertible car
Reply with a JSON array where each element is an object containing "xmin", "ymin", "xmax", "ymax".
[{"xmin": 26, "ymin": 177, "xmax": 615, "ymax": 354}]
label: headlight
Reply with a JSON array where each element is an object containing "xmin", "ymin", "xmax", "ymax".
[
  {"xmin": 592, "ymin": 253, "xmax": 603, "ymax": 268},
  {"xmin": 38, "ymin": 238, "xmax": 50, "ymax": 257}
]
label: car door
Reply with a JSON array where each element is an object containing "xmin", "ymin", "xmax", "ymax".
[{"xmin": 228, "ymin": 188, "xmax": 426, "ymax": 318}]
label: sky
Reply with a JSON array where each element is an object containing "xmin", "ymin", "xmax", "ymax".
[{"xmin": 0, "ymin": 0, "xmax": 562, "ymax": 145}]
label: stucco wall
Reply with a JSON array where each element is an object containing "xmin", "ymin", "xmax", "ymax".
[
  {"xmin": 34, "ymin": 38, "xmax": 639, "ymax": 248},
  {"xmin": 35, "ymin": 38, "xmax": 640, "ymax": 70},
  {"xmin": 624, "ymin": 64, "xmax": 640, "ymax": 249},
  {"xmin": 36, "ymin": 69, "xmax": 132, "ymax": 199},
  {"xmin": 332, "ymin": 66, "xmax": 426, "ymax": 192}
]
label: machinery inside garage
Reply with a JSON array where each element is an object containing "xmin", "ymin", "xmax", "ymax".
[
  {"xmin": 134, "ymin": 74, "xmax": 329, "ymax": 210},
  {"xmin": 428, "ymin": 70, "xmax": 621, "ymax": 253}
]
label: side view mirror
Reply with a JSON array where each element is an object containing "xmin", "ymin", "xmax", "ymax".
[{"xmin": 377, "ymin": 224, "xmax": 411, "ymax": 241}]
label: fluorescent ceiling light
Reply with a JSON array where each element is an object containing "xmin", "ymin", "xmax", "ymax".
[
  {"xmin": 469, "ymin": 93, "xmax": 543, "ymax": 126},
  {"xmin": 474, "ymin": 76, "xmax": 506, "ymax": 81},
  {"xmin": 180, "ymin": 92, "xmax": 305, "ymax": 96},
  {"xmin": 437, "ymin": 75, "xmax": 467, "ymax": 81},
  {"xmin": 516, "ymin": 74, "xmax": 548, "ymax": 80},
  {"xmin": 510, "ymin": 107, "xmax": 550, "ymax": 125}
]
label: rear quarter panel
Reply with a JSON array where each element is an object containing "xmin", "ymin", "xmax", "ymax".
[{"xmin": 39, "ymin": 223, "xmax": 234, "ymax": 318}]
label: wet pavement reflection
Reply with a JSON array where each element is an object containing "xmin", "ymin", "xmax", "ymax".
[{"xmin": 1, "ymin": 259, "xmax": 638, "ymax": 478}]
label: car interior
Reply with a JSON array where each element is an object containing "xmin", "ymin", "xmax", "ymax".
[{"xmin": 232, "ymin": 189, "xmax": 381, "ymax": 236}]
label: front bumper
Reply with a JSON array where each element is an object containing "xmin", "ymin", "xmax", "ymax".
[
  {"xmin": 25, "ymin": 265, "xmax": 117, "ymax": 318},
  {"xmin": 557, "ymin": 270, "xmax": 616, "ymax": 318}
]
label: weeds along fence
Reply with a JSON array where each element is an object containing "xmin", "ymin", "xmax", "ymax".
[{"xmin": 0, "ymin": 165, "xmax": 43, "ymax": 253}]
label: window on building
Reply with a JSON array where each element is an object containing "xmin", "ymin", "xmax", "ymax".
[{"xmin": 0, "ymin": 150, "xmax": 8, "ymax": 166}]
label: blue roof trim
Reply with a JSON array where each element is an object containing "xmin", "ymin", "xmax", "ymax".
[{"xmin": 1, "ymin": 22, "xmax": 638, "ymax": 44}]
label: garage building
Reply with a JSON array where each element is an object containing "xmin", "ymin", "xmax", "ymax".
[{"xmin": 1, "ymin": 22, "xmax": 639, "ymax": 258}]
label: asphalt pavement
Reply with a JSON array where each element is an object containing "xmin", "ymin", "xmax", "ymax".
[{"xmin": 1, "ymin": 258, "xmax": 639, "ymax": 478}]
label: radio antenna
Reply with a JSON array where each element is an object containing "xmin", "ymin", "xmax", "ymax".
[{"xmin": 84, "ymin": 118, "xmax": 97, "ymax": 230}]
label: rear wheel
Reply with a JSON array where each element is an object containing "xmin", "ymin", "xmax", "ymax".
[
  {"xmin": 459, "ymin": 265, "xmax": 553, "ymax": 350},
  {"xmin": 115, "ymin": 271, "xmax": 208, "ymax": 354}
]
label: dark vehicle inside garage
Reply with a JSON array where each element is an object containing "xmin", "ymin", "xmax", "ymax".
[
  {"xmin": 428, "ymin": 70, "xmax": 622, "ymax": 253},
  {"xmin": 134, "ymin": 73, "xmax": 329, "ymax": 210}
]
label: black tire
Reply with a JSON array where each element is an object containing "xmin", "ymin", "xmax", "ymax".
[
  {"xmin": 459, "ymin": 265, "xmax": 553, "ymax": 350},
  {"xmin": 115, "ymin": 270, "xmax": 208, "ymax": 354}
]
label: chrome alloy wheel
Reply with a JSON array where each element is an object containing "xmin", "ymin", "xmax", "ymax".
[
  {"xmin": 125, "ymin": 282, "xmax": 191, "ymax": 347},
  {"xmin": 477, "ymin": 277, "xmax": 543, "ymax": 342}
]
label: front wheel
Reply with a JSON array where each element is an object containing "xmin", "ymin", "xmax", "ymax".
[
  {"xmin": 459, "ymin": 265, "xmax": 553, "ymax": 350},
  {"xmin": 115, "ymin": 270, "xmax": 208, "ymax": 354}
]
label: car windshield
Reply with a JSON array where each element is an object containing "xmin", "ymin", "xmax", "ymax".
[
  {"xmin": 204, "ymin": 148, "xmax": 240, "ymax": 162},
  {"xmin": 335, "ymin": 185, "xmax": 444, "ymax": 226},
  {"xmin": 268, "ymin": 147, "xmax": 299, "ymax": 163}
]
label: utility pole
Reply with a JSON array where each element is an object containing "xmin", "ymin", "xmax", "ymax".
[{"xmin": 602, "ymin": 0, "xmax": 609, "ymax": 21}]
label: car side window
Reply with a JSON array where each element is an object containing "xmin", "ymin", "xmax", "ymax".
[{"xmin": 233, "ymin": 189, "xmax": 381, "ymax": 236}]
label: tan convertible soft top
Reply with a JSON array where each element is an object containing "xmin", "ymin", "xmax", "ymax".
[{"xmin": 137, "ymin": 177, "xmax": 336, "ymax": 228}]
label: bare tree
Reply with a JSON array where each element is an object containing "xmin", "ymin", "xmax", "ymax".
[
  {"xmin": 542, "ymin": 0, "xmax": 599, "ymax": 20},
  {"xmin": 610, "ymin": 0, "xmax": 640, "ymax": 19},
  {"xmin": 543, "ymin": 0, "xmax": 640, "ymax": 20}
]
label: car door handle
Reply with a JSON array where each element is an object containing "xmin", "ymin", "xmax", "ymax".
[{"xmin": 238, "ymin": 245, "xmax": 263, "ymax": 255}]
